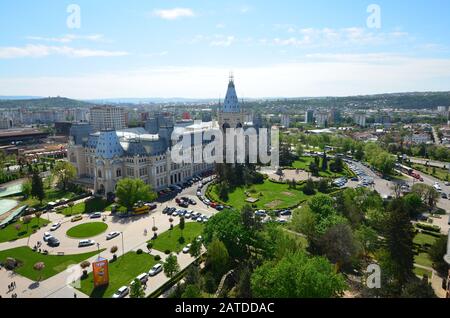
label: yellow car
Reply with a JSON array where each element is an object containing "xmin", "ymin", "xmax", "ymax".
[{"xmin": 71, "ymin": 215, "xmax": 83, "ymax": 222}]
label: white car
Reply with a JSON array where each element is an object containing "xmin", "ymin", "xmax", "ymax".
[
  {"xmin": 112, "ymin": 286, "xmax": 129, "ymax": 299},
  {"xmin": 78, "ymin": 239, "xmax": 95, "ymax": 247},
  {"xmin": 148, "ymin": 263, "xmax": 163, "ymax": 276},
  {"xmin": 43, "ymin": 232, "xmax": 53, "ymax": 242},
  {"xmin": 130, "ymin": 273, "xmax": 148, "ymax": 285},
  {"xmin": 106, "ymin": 231, "xmax": 120, "ymax": 240},
  {"xmin": 50, "ymin": 223, "xmax": 61, "ymax": 231},
  {"xmin": 182, "ymin": 244, "xmax": 192, "ymax": 254}
]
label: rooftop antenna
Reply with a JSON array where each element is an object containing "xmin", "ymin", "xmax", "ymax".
[{"xmin": 229, "ymin": 71, "xmax": 234, "ymax": 83}]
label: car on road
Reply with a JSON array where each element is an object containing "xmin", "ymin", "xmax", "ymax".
[
  {"xmin": 182, "ymin": 244, "xmax": 192, "ymax": 254},
  {"xmin": 184, "ymin": 211, "xmax": 192, "ymax": 219},
  {"xmin": 202, "ymin": 216, "xmax": 209, "ymax": 222},
  {"xmin": 78, "ymin": 239, "xmax": 95, "ymax": 247},
  {"xmin": 112, "ymin": 286, "xmax": 129, "ymax": 299},
  {"xmin": 71, "ymin": 215, "xmax": 83, "ymax": 222},
  {"xmin": 43, "ymin": 232, "xmax": 53, "ymax": 242},
  {"xmin": 149, "ymin": 263, "xmax": 163, "ymax": 276},
  {"xmin": 106, "ymin": 231, "xmax": 120, "ymax": 240},
  {"xmin": 445, "ymin": 182, "xmax": 450, "ymax": 186},
  {"xmin": 196, "ymin": 191, "xmax": 202, "ymax": 197},
  {"xmin": 162, "ymin": 207, "xmax": 171, "ymax": 214},
  {"xmin": 50, "ymin": 222, "xmax": 61, "ymax": 231},
  {"xmin": 189, "ymin": 199, "xmax": 197, "ymax": 205},
  {"xmin": 441, "ymin": 193, "xmax": 448, "ymax": 199},
  {"xmin": 89, "ymin": 212, "xmax": 102, "ymax": 219},
  {"xmin": 47, "ymin": 236, "xmax": 60, "ymax": 247}
]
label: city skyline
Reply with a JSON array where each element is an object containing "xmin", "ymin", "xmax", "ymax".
[{"xmin": 1, "ymin": 0, "xmax": 450, "ymax": 99}]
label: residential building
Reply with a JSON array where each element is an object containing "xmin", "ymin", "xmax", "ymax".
[
  {"xmin": 281, "ymin": 114, "xmax": 290, "ymax": 128},
  {"xmin": 90, "ymin": 106, "xmax": 127, "ymax": 131},
  {"xmin": 354, "ymin": 112, "xmax": 367, "ymax": 127}
]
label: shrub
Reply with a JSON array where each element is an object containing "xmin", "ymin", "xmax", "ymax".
[
  {"xmin": 136, "ymin": 249, "xmax": 143, "ymax": 255},
  {"xmin": 154, "ymin": 255, "xmax": 161, "ymax": 261},
  {"xmin": 165, "ymin": 249, "xmax": 171, "ymax": 255},
  {"xmin": 416, "ymin": 223, "xmax": 441, "ymax": 233},
  {"xmin": 147, "ymin": 242, "xmax": 153, "ymax": 250}
]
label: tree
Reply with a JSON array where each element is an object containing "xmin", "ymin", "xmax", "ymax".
[
  {"xmin": 400, "ymin": 277, "xmax": 436, "ymax": 298},
  {"xmin": 52, "ymin": 161, "xmax": 77, "ymax": 190},
  {"xmin": 34, "ymin": 211, "xmax": 43, "ymax": 227},
  {"xmin": 110, "ymin": 246, "xmax": 118, "ymax": 261},
  {"xmin": 251, "ymin": 252, "xmax": 346, "ymax": 298},
  {"xmin": 115, "ymin": 178, "xmax": 157, "ymax": 211},
  {"xmin": 33, "ymin": 262, "xmax": 45, "ymax": 282},
  {"xmin": 384, "ymin": 199, "xmax": 415, "ymax": 292},
  {"xmin": 130, "ymin": 279, "xmax": 145, "ymax": 298},
  {"xmin": 206, "ymin": 238, "xmax": 230, "ymax": 279},
  {"xmin": 22, "ymin": 215, "xmax": 32, "ymax": 234},
  {"xmin": 203, "ymin": 210, "xmax": 251, "ymax": 260},
  {"xmin": 330, "ymin": 158, "xmax": 344, "ymax": 173},
  {"xmin": 320, "ymin": 223, "xmax": 358, "ymax": 270},
  {"xmin": 185, "ymin": 265, "xmax": 201, "ymax": 286},
  {"xmin": 355, "ymin": 225, "xmax": 379, "ymax": 258},
  {"xmin": 403, "ymin": 193, "xmax": 423, "ymax": 218},
  {"xmin": 309, "ymin": 162, "xmax": 319, "ymax": 177},
  {"xmin": 429, "ymin": 235, "xmax": 449, "ymax": 276},
  {"xmin": 321, "ymin": 152, "xmax": 328, "ymax": 171},
  {"xmin": 181, "ymin": 284, "xmax": 202, "ymax": 298},
  {"xmin": 22, "ymin": 179, "xmax": 32, "ymax": 199},
  {"xmin": 163, "ymin": 254, "xmax": 180, "ymax": 279},
  {"xmin": 31, "ymin": 171, "xmax": 45, "ymax": 204},
  {"xmin": 235, "ymin": 265, "xmax": 252, "ymax": 298},
  {"xmin": 189, "ymin": 238, "xmax": 202, "ymax": 259},
  {"xmin": 411, "ymin": 184, "xmax": 439, "ymax": 210},
  {"xmin": 179, "ymin": 216, "xmax": 185, "ymax": 239},
  {"xmin": 302, "ymin": 178, "xmax": 316, "ymax": 195}
]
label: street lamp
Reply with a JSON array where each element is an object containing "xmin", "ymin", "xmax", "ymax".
[
  {"xmin": 96, "ymin": 242, "xmax": 101, "ymax": 256},
  {"xmin": 120, "ymin": 232, "xmax": 125, "ymax": 256}
]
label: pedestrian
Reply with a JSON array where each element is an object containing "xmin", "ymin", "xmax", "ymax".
[{"xmin": 74, "ymin": 293, "xmax": 77, "ymax": 298}]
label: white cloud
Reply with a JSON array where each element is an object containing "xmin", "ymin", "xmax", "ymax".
[
  {"xmin": 216, "ymin": 23, "xmax": 226, "ymax": 29},
  {"xmin": 26, "ymin": 34, "xmax": 105, "ymax": 43},
  {"xmin": 2, "ymin": 54, "xmax": 450, "ymax": 98},
  {"xmin": 0, "ymin": 44, "xmax": 128, "ymax": 59},
  {"xmin": 210, "ymin": 36, "xmax": 235, "ymax": 47},
  {"xmin": 268, "ymin": 27, "xmax": 411, "ymax": 48},
  {"xmin": 152, "ymin": 8, "xmax": 195, "ymax": 20}
]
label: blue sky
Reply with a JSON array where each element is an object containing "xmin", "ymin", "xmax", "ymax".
[{"xmin": 1, "ymin": 0, "xmax": 450, "ymax": 99}]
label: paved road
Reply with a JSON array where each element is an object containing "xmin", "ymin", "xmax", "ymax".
[
  {"xmin": 409, "ymin": 157, "xmax": 449, "ymax": 170},
  {"xmin": 0, "ymin": 179, "xmax": 217, "ymax": 299}
]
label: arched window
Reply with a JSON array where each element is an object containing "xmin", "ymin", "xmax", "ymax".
[
  {"xmin": 116, "ymin": 169, "xmax": 122, "ymax": 178},
  {"xmin": 97, "ymin": 169, "xmax": 102, "ymax": 178}
]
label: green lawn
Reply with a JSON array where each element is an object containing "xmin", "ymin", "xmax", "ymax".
[
  {"xmin": 21, "ymin": 188, "xmax": 78, "ymax": 209},
  {"xmin": 412, "ymin": 163, "xmax": 450, "ymax": 182},
  {"xmin": 0, "ymin": 217, "xmax": 50, "ymax": 243},
  {"xmin": 151, "ymin": 222, "xmax": 204, "ymax": 253},
  {"xmin": 413, "ymin": 232, "xmax": 439, "ymax": 268},
  {"xmin": 66, "ymin": 222, "xmax": 109, "ymax": 238},
  {"xmin": 0, "ymin": 246, "xmax": 103, "ymax": 281},
  {"xmin": 76, "ymin": 252, "xmax": 158, "ymax": 298},
  {"xmin": 292, "ymin": 156, "xmax": 351, "ymax": 178},
  {"xmin": 209, "ymin": 179, "xmax": 311, "ymax": 210},
  {"xmin": 414, "ymin": 266, "xmax": 433, "ymax": 278},
  {"xmin": 60, "ymin": 197, "xmax": 110, "ymax": 216}
]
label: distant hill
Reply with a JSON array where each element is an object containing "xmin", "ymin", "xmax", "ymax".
[
  {"xmin": 0, "ymin": 96, "xmax": 42, "ymax": 100},
  {"xmin": 0, "ymin": 97, "xmax": 97, "ymax": 108}
]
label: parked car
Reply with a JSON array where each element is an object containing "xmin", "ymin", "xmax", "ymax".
[
  {"xmin": 47, "ymin": 237, "xmax": 60, "ymax": 247},
  {"xmin": 182, "ymin": 244, "xmax": 192, "ymax": 254},
  {"xmin": 106, "ymin": 231, "xmax": 120, "ymax": 240},
  {"xmin": 255, "ymin": 210, "xmax": 267, "ymax": 217},
  {"xmin": 215, "ymin": 205, "xmax": 224, "ymax": 211},
  {"xmin": 71, "ymin": 215, "xmax": 83, "ymax": 222},
  {"xmin": 189, "ymin": 199, "xmax": 197, "ymax": 205},
  {"xmin": 89, "ymin": 212, "xmax": 102, "ymax": 219},
  {"xmin": 441, "ymin": 193, "xmax": 448, "ymax": 199},
  {"xmin": 78, "ymin": 239, "xmax": 95, "ymax": 247},
  {"xmin": 50, "ymin": 222, "xmax": 61, "ymax": 231},
  {"xmin": 162, "ymin": 207, "xmax": 171, "ymax": 214},
  {"xmin": 280, "ymin": 210, "xmax": 292, "ymax": 216},
  {"xmin": 131, "ymin": 273, "xmax": 148, "ymax": 285},
  {"xmin": 112, "ymin": 286, "xmax": 129, "ymax": 299},
  {"xmin": 179, "ymin": 201, "xmax": 189, "ymax": 208},
  {"xmin": 149, "ymin": 263, "xmax": 163, "ymax": 276},
  {"xmin": 43, "ymin": 232, "xmax": 53, "ymax": 242}
]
